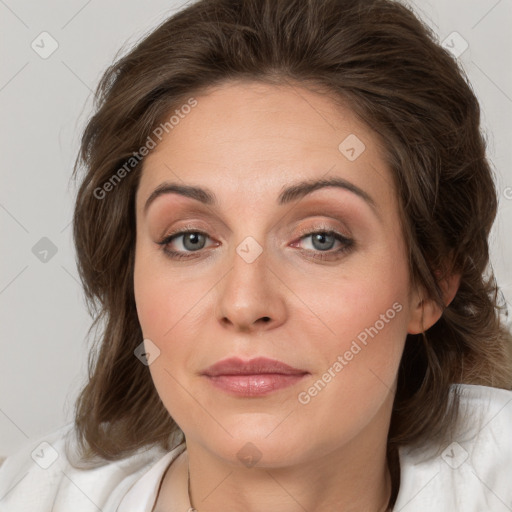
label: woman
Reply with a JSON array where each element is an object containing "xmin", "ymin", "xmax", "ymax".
[{"xmin": 1, "ymin": 0, "xmax": 511, "ymax": 510}]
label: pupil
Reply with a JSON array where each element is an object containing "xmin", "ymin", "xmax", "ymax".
[
  {"xmin": 314, "ymin": 233, "xmax": 334, "ymax": 250},
  {"xmin": 184, "ymin": 233, "xmax": 203, "ymax": 250}
]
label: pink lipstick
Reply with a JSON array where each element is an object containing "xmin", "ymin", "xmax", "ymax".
[{"xmin": 201, "ymin": 357, "xmax": 309, "ymax": 397}]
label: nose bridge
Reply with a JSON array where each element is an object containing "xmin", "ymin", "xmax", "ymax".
[{"xmin": 215, "ymin": 233, "xmax": 285, "ymax": 331}]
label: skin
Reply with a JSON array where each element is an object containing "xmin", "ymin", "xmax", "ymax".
[{"xmin": 133, "ymin": 80, "xmax": 460, "ymax": 512}]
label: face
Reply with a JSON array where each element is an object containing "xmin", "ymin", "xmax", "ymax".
[{"xmin": 133, "ymin": 81, "xmax": 423, "ymax": 468}]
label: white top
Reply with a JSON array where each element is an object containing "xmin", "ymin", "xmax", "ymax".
[{"xmin": 1, "ymin": 383, "xmax": 511, "ymax": 511}]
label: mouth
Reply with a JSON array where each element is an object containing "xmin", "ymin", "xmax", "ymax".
[{"xmin": 201, "ymin": 357, "xmax": 309, "ymax": 397}]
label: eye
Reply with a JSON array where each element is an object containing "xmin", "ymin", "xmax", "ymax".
[
  {"xmin": 291, "ymin": 228, "xmax": 355, "ymax": 261},
  {"xmin": 157, "ymin": 229, "xmax": 217, "ymax": 260}
]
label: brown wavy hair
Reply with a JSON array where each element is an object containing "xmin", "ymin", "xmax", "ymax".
[{"xmin": 70, "ymin": 0, "xmax": 512, "ymax": 507}]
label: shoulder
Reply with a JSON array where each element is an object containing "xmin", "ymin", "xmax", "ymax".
[
  {"xmin": 0, "ymin": 422, "xmax": 168, "ymax": 511},
  {"xmin": 395, "ymin": 384, "xmax": 512, "ymax": 511}
]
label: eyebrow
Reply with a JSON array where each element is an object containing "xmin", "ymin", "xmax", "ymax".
[{"xmin": 143, "ymin": 177, "xmax": 378, "ymax": 216}]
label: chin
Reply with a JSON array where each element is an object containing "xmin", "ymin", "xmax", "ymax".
[{"xmin": 191, "ymin": 423, "xmax": 309, "ymax": 469}]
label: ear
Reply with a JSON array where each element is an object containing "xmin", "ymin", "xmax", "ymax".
[{"xmin": 407, "ymin": 271, "xmax": 461, "ymax": 335}]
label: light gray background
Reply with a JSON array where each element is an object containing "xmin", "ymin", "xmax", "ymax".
[{"xmin": 1, "ymin": 0, "xmax": 511, "ymax": 457}]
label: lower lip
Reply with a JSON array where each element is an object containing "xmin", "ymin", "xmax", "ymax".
[{"xmin": 204, "ymin": 373, "xmax": 308, "ymax": 397}]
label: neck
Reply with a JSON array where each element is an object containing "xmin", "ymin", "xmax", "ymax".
[{"xmin": 187, "ymin": 450, "xmax": 393, "ymax": 512}]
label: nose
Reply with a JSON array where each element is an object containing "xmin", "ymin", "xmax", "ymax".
[{"xmin": 215, "ymin": 239, "xmax": 287, "ymax": 333}]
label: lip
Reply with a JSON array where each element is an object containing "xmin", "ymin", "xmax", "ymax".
[
  {"xmin": 202, "ymin": 357, "xmax": 308, "ymax": 376},
  {"xmin": 201, "ymin": 357, "xmax": 309, "ymax": 397}
]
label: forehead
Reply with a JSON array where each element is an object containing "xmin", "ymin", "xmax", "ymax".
[{"xmin": 136, "ymin": 81, "xmax": 394, "ymax": 213}]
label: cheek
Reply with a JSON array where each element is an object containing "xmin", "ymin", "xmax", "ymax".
[
  {"xmin": 306, "ymin": 284, "xmax": 407, "ymax": 398},
  {"xmin": 289, "ymin": 292, "xmax": 408, "ymax": 457},
  {"xmin": 133, "ymin": 253, "xmax": 205, "ymax": 339},
  {"xmin": 294, "ymin": 248, "xmax": 409, "ymax": 347},
  {"xmin": 291, "ymin": 248, "xmax": 410, "ymax": 405},
  {"xmin": 133, "ymin": 258, "xmax": 203, "ymax": 425},
  {"xmin": 326, "ymin": 278, "xmax": 407, "ymax": 341}
]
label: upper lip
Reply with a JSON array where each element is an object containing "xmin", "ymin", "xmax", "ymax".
[{"xmin": 202, "ymin": 357, "xmax": 308, "ymax": 376}]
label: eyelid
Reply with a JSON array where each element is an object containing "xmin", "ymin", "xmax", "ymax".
[
  {"xmin": 158, "ymin": 221, "xmax": 210, "ymax": 240},
  {"xmin": 293, "ymin": 222, "xmax": 351, "ymax": 240},
  {"xmin": 158, "ymin": 219, "xmax": 351, "ymax": 244}
]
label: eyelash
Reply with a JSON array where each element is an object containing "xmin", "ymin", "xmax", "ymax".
[{"xmin": 157, "ymin": 225, "xmax": 355, "ymax": 262}]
